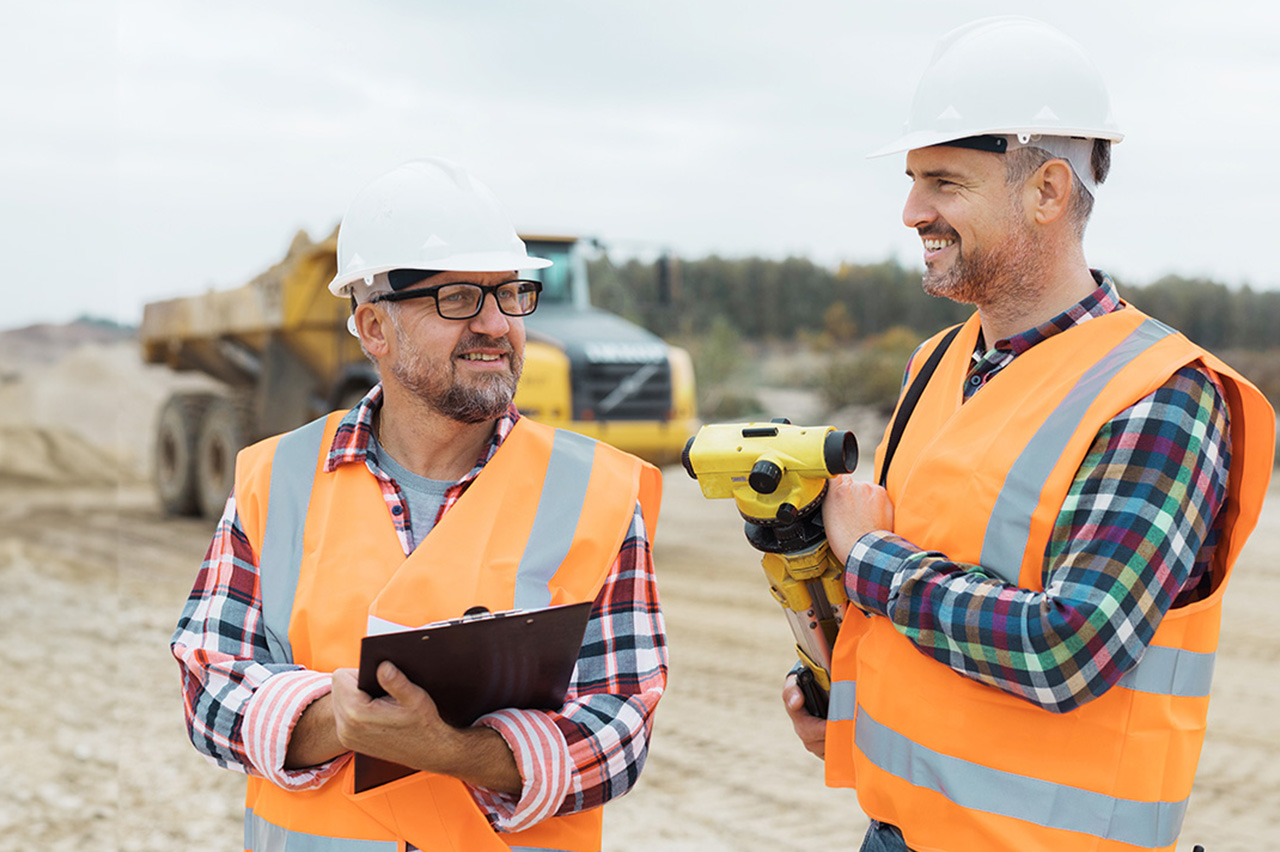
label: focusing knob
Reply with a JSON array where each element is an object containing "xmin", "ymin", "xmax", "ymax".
[{"xmin": 748, "ymin": 459, "xmax": 783, "ymax": 494}]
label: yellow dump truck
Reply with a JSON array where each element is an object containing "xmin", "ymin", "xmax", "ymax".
[{"xmin": 140, "ymin": 231, "xmax": 697, "ymax": 517}]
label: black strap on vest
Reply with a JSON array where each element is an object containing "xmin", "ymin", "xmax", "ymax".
[{"xmin": 878, "ymin": 324, "xmax": 964, "ymax": 488}]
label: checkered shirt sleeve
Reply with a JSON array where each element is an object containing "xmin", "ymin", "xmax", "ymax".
[{"xmin": 846, "ymin": 363, "xmax": 1231, "ymax": 713}]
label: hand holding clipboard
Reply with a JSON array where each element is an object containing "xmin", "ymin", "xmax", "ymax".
[{"xmin": 352, "ymin": 600, "xmax": 593, "ymax": 792}]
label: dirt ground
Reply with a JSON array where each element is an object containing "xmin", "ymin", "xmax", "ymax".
[{"xmin": 0, "ymin": 336, "xmax": 1277, "ymax": 851}]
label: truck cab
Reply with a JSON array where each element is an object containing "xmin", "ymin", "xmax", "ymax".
[{"xmin": 515, "ymin": 236, "xmax": 698, "ymax": 467}]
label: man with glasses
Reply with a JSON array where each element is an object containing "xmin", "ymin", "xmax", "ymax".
[{"xmin": 172, "ymin": 157, "xmax": 666, "ymax": 852}]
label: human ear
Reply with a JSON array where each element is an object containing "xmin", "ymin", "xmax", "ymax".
[
  {"xmin": 354, "ymin": 303, "xmax": 391, "ymax": 357},
  {"xmin": 1030, "ymin": 159, "xmax": 1074, "ymax": 225}
]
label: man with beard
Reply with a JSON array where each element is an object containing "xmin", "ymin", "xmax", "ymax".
[
  {"xmin": 172, "ymin": 157, "xmax": 666, "ymax": 852},
  {"xmin": 782, "ymin": 17, "xmax": 1273, "ymax": 852}
]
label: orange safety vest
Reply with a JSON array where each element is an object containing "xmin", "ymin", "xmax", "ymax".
[
  {"xmin": 824, "ymin": 307, "xmax": 1274, "ymax": 852},
  {"xmin": 232, "ymin": 413, "xmax": 662, "ymax": 852}
]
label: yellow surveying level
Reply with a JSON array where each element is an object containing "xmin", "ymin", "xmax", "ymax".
[{"xmin": 682, "ymin": 419, "xmax": 857, "ymax": 717}]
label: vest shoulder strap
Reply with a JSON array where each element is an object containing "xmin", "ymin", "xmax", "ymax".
[{"xmin": 879, "ymin": 323, "xmax": 964, "ymax": 488}]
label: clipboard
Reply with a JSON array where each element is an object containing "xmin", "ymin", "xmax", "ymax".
[{"xmin": 352, "ymin": 600, "xmax": 593, "ymax": 793}]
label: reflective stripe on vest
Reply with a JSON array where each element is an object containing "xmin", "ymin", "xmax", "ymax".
[
  {"xmin": 257, "ymin": 421, "xmax": 602, "ymax": 654},
  {"xmin": 828, "ymin": 679, "xmax": 857, "ymax": 722},
  {"xmin": 246, "ymin": 809, "xmax": 579, "ymax": 852},
  {"xmin": 259, "ymin": 415, "xmax": 328, "ymax": 663},
  {"xmin": 246, "ymin": 809, "xmax": 396, "ymax": 851},
  {"xmin": 1118, "ymin": 644, "xmax": 1215, "ymax": 697},
  {"xmin": 827, "ymin": 645, "xmax": 1212, "ymax": 737},
  {"xmin": 853, "ymin": 709, "xmax": 1186, "ymax": 849},
  {"xmin": 980, "ymin": 318, "xmax": 1174, "ymax": 583},
  {"xmin": 515, "ymin": 429, "xmax": 598, "ymax": 609}
]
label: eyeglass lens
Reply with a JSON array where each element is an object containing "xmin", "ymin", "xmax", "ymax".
[{"xmin": 436, "ymin": 282, "xmax": 538, "ymax": 318}]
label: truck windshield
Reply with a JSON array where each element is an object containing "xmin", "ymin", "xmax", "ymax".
[{"xmin": 521, "ymin": 241, "xmax": 575, "ymax": 305}]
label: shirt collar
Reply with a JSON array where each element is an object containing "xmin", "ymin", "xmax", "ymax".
[
  {"xmin": 323, "ymin": 383, "xmax": 520, "ymax": 484},
  {"xmin": 980, "ymin": 269, "xmax": 1122, "ymax": 358}
]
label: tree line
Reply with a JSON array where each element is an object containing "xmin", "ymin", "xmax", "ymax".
[{"xmin": 589, "ymin": 254, "xmax": 1280, "ymax": 352}]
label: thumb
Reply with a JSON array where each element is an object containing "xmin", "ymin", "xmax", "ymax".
[
  {"xmin": 376, "ymin": 661, "xmax": 411, "ymax": 699},
  {"xmin": 782, "ymin": 675, "xmax": 804, "ymax": 711}
]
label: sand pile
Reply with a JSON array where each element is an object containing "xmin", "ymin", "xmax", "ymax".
[
  {"xmin": 0, "ymin": 324, "xmax": 220, "ymax": 485},
  {"xmin": 0, "ymin": 426, "xmax": 125, "ymax": 486}
]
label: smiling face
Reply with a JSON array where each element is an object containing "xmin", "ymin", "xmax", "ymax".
[
  {"xmin": 902, "ymin": 145, "xmax": 1047, "ymax": 308},
  {"xmin": 378, "ymin": 270, "xmax": 527, "ymax": 424}
]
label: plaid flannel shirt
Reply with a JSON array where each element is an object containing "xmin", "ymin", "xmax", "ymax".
[
  {"xmin": 171, "ymin": 389, "xmax": 667, "ymax": 831},
  {"xmin": 846, "ymin": 272, "xmax": 1232, "ymax": 712}
]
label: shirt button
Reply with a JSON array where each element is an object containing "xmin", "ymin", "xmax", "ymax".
[
  {"xmin": 969, "ymin": 375, "xmax": 983, "ymax": 385},
  {"xmin": 392, "ymin": 506, "xmax": 403, "ymax": 515}
]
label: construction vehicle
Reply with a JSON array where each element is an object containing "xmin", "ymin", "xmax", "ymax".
[{"xmin": 141, "ymin": 230, "xmax": 698, "ymax": 518}]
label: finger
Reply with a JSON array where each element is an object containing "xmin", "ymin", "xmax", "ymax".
[
  {"xmin": 781, "ymin": 677, "xmax": 806, "ymax": 714},
  {"xmin": 377, "ymin": 661, "xmax": 433, "ymax": 707},
  {"xmin": 826, "ymin": 474, "xmax": 852, "ymax": 501},
  {"xmin": 782, "ymin": 675, "xmax": 826, "ymax": 758},
  {"xmin": 330, "ymin": 668, "xmax": 364, "ymax": 708},
  {"xmin": 796, "ymin": 716, "xmax": 827, "ymax": 759},
  {"xmin": 376, "ymin": 661, "xmax": 407, "ymax": 697}
]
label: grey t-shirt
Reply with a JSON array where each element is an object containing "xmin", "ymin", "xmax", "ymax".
[{"xmin": 368, "ymin": 431, "xmax": 457, "ymax": 551}]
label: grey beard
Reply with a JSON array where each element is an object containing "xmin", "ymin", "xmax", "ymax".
[
  {"xmin": 386, "ymin": 310, "xmax": 522, "ymax": 424},
  {"xmin": 422, "ymin": 372, "xmax": 518, "ymax": 423},
  {"xmin": 390, "ymin": 353, "xmax": 520, "ymax": 424}
]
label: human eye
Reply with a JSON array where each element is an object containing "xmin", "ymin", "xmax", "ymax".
[
  {"xmin": 432, "ymin": 284, "xmax": 481, "ymax": 316},
  {"xmin": 437, "ymin": 285, "xmax": 474, "ymax": 304}
]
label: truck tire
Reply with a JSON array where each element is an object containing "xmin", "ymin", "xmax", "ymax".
[
  {"xmin": 155, "ymin": 392, "xmax": 215, "ymax": 517},
  {"xmin": 195, "ymin": 396, "xmax": 252, "ymax": 519}
]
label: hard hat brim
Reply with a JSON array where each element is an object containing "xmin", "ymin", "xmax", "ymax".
[
  {"xmin": 327, "ymin": 251, "xmax": 552, "ymax": 297},
  {"xmin": 867, "ymin": 126, "xmax": 1125, "ymax": 159}
]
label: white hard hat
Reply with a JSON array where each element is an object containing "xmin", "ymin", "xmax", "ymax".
[
  {"xmin": 869, "ymin": 16, "xmax": 1123, "ymax": 158},
  {"xmin": 327, "ymin": 156, "xmax": 550, "ymax": 298}
]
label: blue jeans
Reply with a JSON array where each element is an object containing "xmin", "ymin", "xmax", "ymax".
[{"xmin": 859, "ymin": 820, "xmax": 913, "ymax": 852}]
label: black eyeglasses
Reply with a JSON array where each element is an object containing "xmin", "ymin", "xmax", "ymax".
[{"xmin": 371, "ymin": 279, "xmax": 542, "ymax": 319}]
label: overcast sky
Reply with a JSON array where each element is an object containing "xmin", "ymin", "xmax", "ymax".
[{"xmin": 5, "ymin": 0, "xmax": 1279, "ymax": 330}]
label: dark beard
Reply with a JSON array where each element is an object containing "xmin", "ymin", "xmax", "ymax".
[{"xmin": 389, "ymin": 329, "xmax": 523, "ymax": 424}]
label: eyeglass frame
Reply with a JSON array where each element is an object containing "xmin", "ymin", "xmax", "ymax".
[{"xmin": 369, "ymin": 278, "xmax": 543, "ymax": 320}]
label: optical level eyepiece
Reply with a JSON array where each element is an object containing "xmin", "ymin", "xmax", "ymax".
[{"xmin": 823, "ymin": 430, "xmax": 858, "ymax": 475}]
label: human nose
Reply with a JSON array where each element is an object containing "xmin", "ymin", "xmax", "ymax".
[
  {"xmin": 902, "ymin": 182, "xmax": 935, "ymax": 231},
  {"xmin": 468, "ymin": 290, "xmax": 512, "ymax": 335}
]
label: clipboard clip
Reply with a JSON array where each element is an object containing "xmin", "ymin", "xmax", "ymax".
[{"xmin": 437, "ymin": 605, "xmax": 524, "ymax": 627}]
